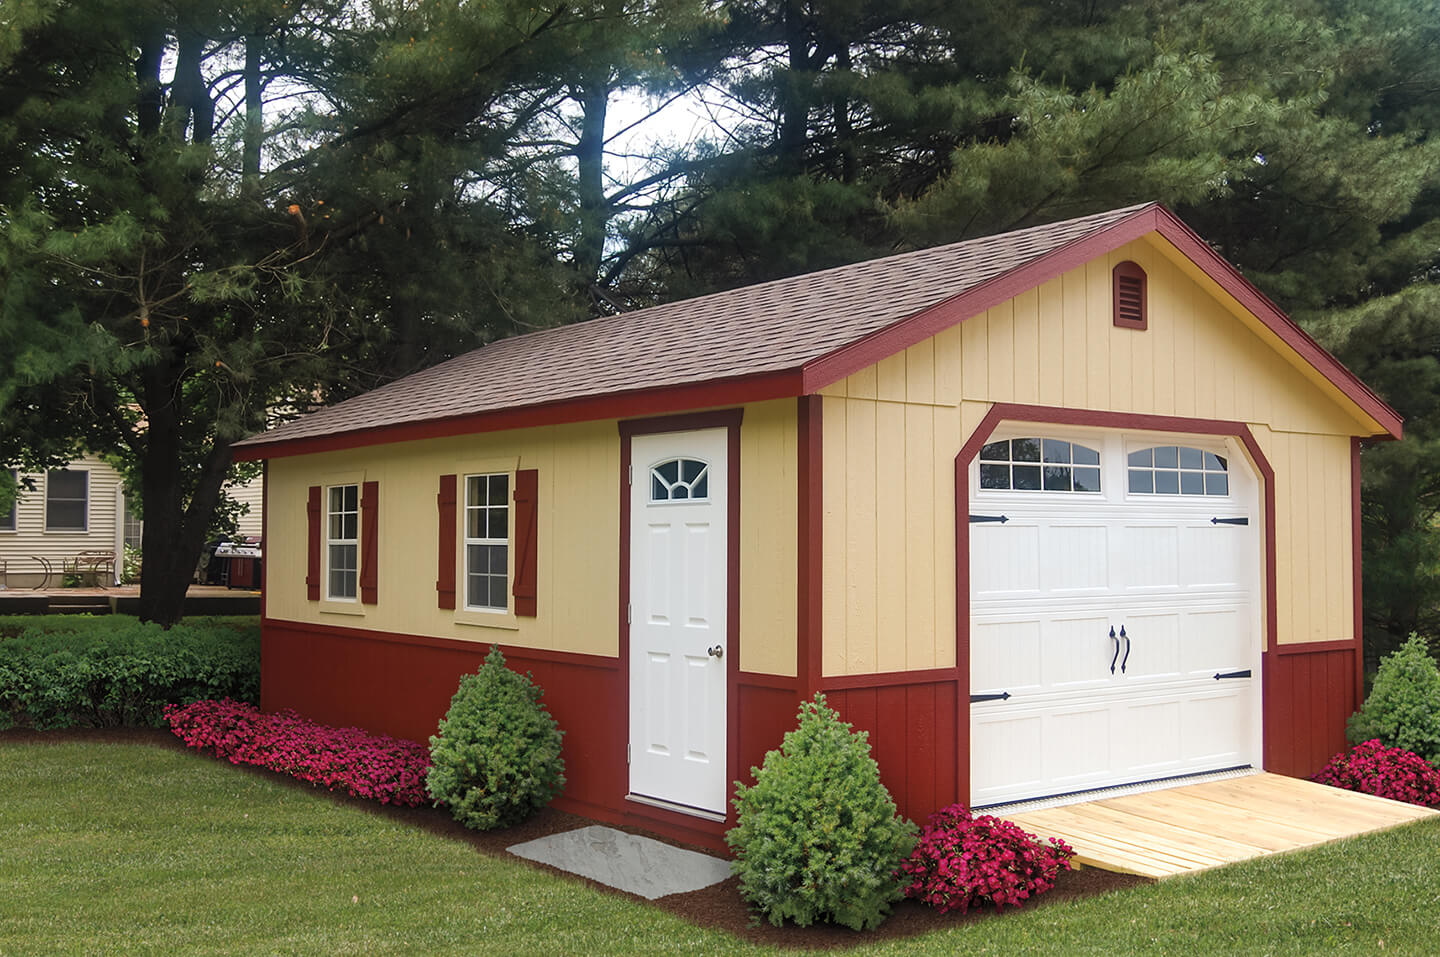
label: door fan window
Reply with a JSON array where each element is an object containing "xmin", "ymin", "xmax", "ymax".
[
  {"xmin": 651, "ymin": 458, "xmax": 710, "ymax": 502},
  {"xmin": 979, "ymin": 438, "xmax": 1101, "ymax": 492}
]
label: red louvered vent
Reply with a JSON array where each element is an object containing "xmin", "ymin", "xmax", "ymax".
[{"xmin": 1112, "ymin": 261, "xmax": 1147, "ymax": 330}]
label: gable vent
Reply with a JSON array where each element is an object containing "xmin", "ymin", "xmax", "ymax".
[{"xmin": 1112, "ymin": 261, "xmax": 1147, "ymax": 330}]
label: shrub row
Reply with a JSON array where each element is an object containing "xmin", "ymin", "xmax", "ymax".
[
  {"xmin": 0, "ymin": 617, "xmax": 259, "ymax": 729},
  {"xmin": 1314, "ymin": 739, "xmax": 1440, "ymax": 808},
  {"xmin": 165, "ymin": 698, "xmax": 431, "ymax": 806}
]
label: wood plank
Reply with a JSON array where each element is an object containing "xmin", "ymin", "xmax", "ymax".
[
  {"xmin": 1182, "ymin": 776, "xmax": 1434, "ymax": 830},
  {"xmin": 1010, "ymin": 802, "xmax": 1270, "ymax": 860},
  {"xmin": 1091, "ymin": 789, "xmax": 1339, "ymax": 847}
]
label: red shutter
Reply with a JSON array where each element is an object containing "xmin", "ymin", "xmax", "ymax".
[
  {"xmin": 437, "ymin": 474, "xmax": 457, "ymax": 610},
  {"xmin": 360, "ymin": 480, "xmax": 379, "ymax": 605},
  {"xmin": 512, "ymin": 468, "xmax": 539, "ymax": 617},
  {"xmin": 305, "ymin": 485, "xmax": 321, "ymax": 601}
]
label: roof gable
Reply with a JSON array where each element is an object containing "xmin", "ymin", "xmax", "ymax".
[{"xmin": 235, "ymin": 203, "xmax": 1400, "ymax": 460}]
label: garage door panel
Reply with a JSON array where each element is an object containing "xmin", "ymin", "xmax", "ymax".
[
  {"xmin": 972, "ymin": 523, "xmax": 1040, "ymax": 595},
  {"xmin": 1045, "ymin": 705, "xmax": 1113, "ymax": 788},
  {"xmin": 971, "ymin": 711, "xmax": 1044, "ymax": 805},
  {"xmin": 1181, "ymin": 525, "xmax": 1247, "ymax": 588},
  {"xmin": 1042, "ymin": 525, "xmax": 1109, "ymax": 592},
  {"xmin": 1120, "ymin": 525, "xmax": 1179, "ymax": 590},
  {"xmin": 1119, "ymin": 612, "xmax": 1181, "ymax": 679},
  {"xmin": 1183, "ymin": 691, "xmax": 1250, "ymax": 765},
  {"xmin": 1041, "ymin": 614, "xmax": 1114, "ymax": 690},
  {"xmin": 971, "ymin": 620, "xmax": 1043, "ymax": 692},
  {"xmin": 1181, "ymin": 608, "xmax": 1248, "ymax": 674},
  {"xmin": 1117, "ymin": 698, "xmax": 1183, "ymax": 774}
]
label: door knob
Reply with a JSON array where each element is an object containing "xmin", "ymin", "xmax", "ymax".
[{"xmin": 707, "ymin": 645, "xmax": 724, "ymax": 659}]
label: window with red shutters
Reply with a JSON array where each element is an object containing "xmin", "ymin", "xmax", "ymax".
[
  {"xmin": 1113, "ymin": 260, "xmax": 1147, "ymax": 330},
  {"xmin": 305, "ymin": 485, "xmax": 321, "ymax": 601},
  {"xmin": 437, "ymin": 474, "xmax": 457, "ymax": 610}
]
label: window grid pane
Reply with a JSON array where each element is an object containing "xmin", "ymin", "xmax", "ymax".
[
  {"xmin": 1128, "ymin": 446, "xmax": 1229, "ymax": 497},
  {"xmin": 46, "ymin": 470, "xmax": 88, "ymax": 530},
  {"xmin": 464, "ymin": 474, "xmax": 509, "ymax": 611},
  {"xmin": 978, "ymin": 439, "xmax": 1100, "ymax": 493},
  {"xmin": 650, "ymin": 458, "xmax": 711, "ymax": 502},
  {"xmin": 326, "ymin": 484, "xmax": 359, "ymax": 600}
]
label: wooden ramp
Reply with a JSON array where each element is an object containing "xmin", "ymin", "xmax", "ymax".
[{"xmin": 1003, "ymin": 773, "xmax": 1438, "ymax": 879}]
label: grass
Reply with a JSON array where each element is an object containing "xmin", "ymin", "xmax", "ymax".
[{"xmin": 3, "ymin": 739, "xmax": 1439, "ymax": 955}]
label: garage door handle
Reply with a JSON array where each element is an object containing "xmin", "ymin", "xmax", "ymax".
[
  {"xmin": 1120, "ymin": 626, "xmax": 1131, "ymax": 674},
  {"xmin": 1109, "ymin": 627, "xmax": 1120, "ymax": 674}
]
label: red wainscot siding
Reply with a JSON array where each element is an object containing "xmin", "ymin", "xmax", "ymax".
[{"xmin": 1263, "ymin": 641, "xmax": 1362, "ymax": 779}]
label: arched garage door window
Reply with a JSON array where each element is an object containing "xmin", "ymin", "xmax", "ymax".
[{"xmin": 978, "ymin": 438, "xmax": 1102, "ymax": 493}]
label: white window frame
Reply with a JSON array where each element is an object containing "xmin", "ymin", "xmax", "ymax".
[
  {"xmin": 463, "ymin": 472, "xmax": 510, "ymax": 614},
  {"xmin": 44, "ymin": 469, "xmax": 89, "ymax": 532},
  {"xmin": 325, "ymin": 483, "xmax": 359, "ymax": 602},
  {"xmin": 1, "ymin": 469, "xmax": 17, "ymax": 532},
  {"xmin": 1124, "ymin": 442, "xmax": 1232, "ymax": 499}
]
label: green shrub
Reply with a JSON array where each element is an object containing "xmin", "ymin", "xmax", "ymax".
[
  {"xmin": 0, "ymin": 616, "xmax": 260, "ymax": 729},
  {"xmin": 426, "ymin": 646, "xmax": 565, "ymax": 830},
  {"xmin": 726, "ymin": 694, "xmax": 917, "ymax": 931},
  {"xmin": 1348, "ymin": 633, "xmax": 1440, "ymax": 765}
]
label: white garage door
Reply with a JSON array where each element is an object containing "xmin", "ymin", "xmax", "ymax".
[{"xmin": 969, "ymin": 428, "xmax": 1263, "ymax": 809}]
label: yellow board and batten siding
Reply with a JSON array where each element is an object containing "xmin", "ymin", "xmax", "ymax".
[
  {"xmin": 265, "ymin": 399, "xmax": 798, "ymax": 673},
  {"xmin": 820, "ymin": 235, "xmax": 1368, "ymax": 677}
]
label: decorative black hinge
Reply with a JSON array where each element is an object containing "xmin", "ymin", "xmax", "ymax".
[
  {"xmin": 970, "ymin": 514, "xmax": 1009, "ymax": 524},
  {"xmin": 970, "ymin": 691, "xmax": 1012, "ymax": 702},
  {"xmin": 1211, "ymin": 517, "xmax": 1249, "ymax": 526},
  {"xmin": 1214, "ymin": 669, "xmax": 1252, "ymax": 680}
]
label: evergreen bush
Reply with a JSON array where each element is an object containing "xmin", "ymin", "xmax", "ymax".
[
  {"xmin": 1347, "ymin": 633, "xmax": 1440, "ymax": 765},
  {"xmin": 726, "ymin": 694, "xmax": 916, "ymax": 931},
  {"xmin": 426, "ymin": 646, "xmax": 565, "ymax": 830}
]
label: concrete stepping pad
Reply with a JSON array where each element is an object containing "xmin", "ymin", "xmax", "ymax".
[{"xmin": 507, "ymin": 825, "xmax": 732, "ymax": 900}]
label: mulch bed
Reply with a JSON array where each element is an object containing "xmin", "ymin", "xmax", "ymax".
[{"xmin": 3, "ymin": 727, "xmax": 1151, "ymax": 949}]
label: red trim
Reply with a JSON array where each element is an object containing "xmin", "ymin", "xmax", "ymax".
[
  {"xmin": 263, "ymin": 616, "xmax": 623, "ymax": 669},
  {"xmin": 305, "ymin": 485, "xmax": 321, "ymax": 601},
  {"xmin": 436, "ymin": 475, "xmax": 457, "ymax": 610},
  {"xmin": 360, "ymin": 480, "xmax": 379, "ymax": 604},
  {"xmin": 512, "ymin": 469, "xmax": 539, "ymax": 617},
  {"xmin": 236, "ymin": 371, "xmax": 800, "ymax": 461},
  {"xmin": 1352, "ymin": 436, "xmax": 1366, "ymax": 706},
  {"xmin": 1112, "ymin": 260, "xmax": 1148, "ymax": 330},
  {"xmin": 797, "ymin": 395, "xmax": 824, "ymax": 697},
  {"xmin": 260, "ymin": 462, "xmax": 269, "ymax": 619},
  {"xmin": 617, "ymin": 408, "xmax": 745, "ymax": 830},
  {"xmin": 1275, "ymin": 638, "xmax": 1361, "ymax": 656},
  {"xmin": 954, "ymin": 402, "xmax": 1283, "ymax": 802},
  {"xmin": 736, "ymin": 671, "xmax": 798, "ymax": 690},
  {"xmin": 820, "ymin": 667, "xmax": 960, "ymax": 691}
]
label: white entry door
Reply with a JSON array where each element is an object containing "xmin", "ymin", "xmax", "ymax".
[
  {"xmin": 969, "ymin": 429, "xmax": 1262, "ymax": 808},
  {"xmin": 628, "ymin": 428, "xmax": 729, "ymax": 816}
]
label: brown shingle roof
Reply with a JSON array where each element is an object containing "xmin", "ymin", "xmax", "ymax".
[{"xmin": 237, "ymin": 204, "xmax": 1155, "ymax": 452}]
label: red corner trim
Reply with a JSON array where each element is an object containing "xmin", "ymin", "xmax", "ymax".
[
  {"xmin": 512, "ymin": 469, "xmax": 539, "ymax": 617},
  {"xmin": 1352, "ymin": 436, "xmax": 1366, "ymax": 705},
  {"xmin": 798, "ymin": 395, "xmax": 824, "ymax": 697},
  {"xmin": 360, "ymin": 480, "xmax": 379, "ymax": 605},
  {"xmin": 305, "ymin": 485, "xmax": 321, "ymax": 602},
  {"xmin": 954, "ymin": 402, "xmax": 1281, "ymax": 801},
  {"xmin": 436, "ymin": 474, "xmax": 457, "ymax": 610},
  {"xmin": 260, "ymin": 462, "xmax": 269, "ymax": 619}
]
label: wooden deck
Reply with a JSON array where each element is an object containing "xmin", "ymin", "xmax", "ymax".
[{"xmin": 1004, "ymin": 772, "xmax": 1438, "ymax": 879}]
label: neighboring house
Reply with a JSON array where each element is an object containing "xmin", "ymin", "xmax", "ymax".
[
  {"xmin": 0, "ymin": 455, "xmax": 130, "ymax": 587},
  {"xmin": 235, "ymin": 203, "xmax": 1401, "ymax": 851},
  {"xmin": 0, "ymin": 456, "xmax": 263, "ymax": 588}
]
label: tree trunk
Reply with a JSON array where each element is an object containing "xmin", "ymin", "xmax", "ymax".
[
  {"xmin": 242, "ymin": 32, "xmax": 263, "ymax": 196},
  {"xmin": 573, "ymin": 77, "xmax": 610, "ymax": 303}
]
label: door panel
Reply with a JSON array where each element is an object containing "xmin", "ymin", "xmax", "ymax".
[{"xmin": 629, "ymin": 429, "xmax": 729, "ymax": 815}]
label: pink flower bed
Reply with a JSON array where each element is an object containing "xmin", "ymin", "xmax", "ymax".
[
  {"xmin": 164, "ymin": 698, "xmax": 431, "ymax": 806},
  {"xmin": 897, "ymin": 803, "xmax": 1074, "ymax": 914},
  {"xmin": 1313, "ymin": 739, "xmax": 1440, "ymax": 808}
]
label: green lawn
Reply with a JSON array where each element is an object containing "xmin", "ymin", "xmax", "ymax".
[{"xmin": 3, "ymin": 740, "xmax": 1437, "ymax": 956}]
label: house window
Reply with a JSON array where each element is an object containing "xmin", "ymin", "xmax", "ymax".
[
  {"xmin": 978, "ymin": 438, "xmax": 1101, "ymax": 492},
  {"xmin": 650, "ymin": 458, "xmax": 710, "ymax": 502},
  {"xmin": 1128, "ymin": 446, "xmax": 1229, "ymax": 496},
  {"xmin": 327, "ymin": 484, "xmax": 359, "ymax": 600},
  {"xmin": 122, "ymin": 494, "xmax": 143, "ymax": 550},
  {"xmin": 45, "ymin": 470, "xmax": 88, "ymax": 531},
  {"xmin": 465, "ymin": 473, "xmax": 509, "ymax": 612},
  {"xmin": 1, "ymin": 469, "xmax": 16, "ymax": 531}
]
